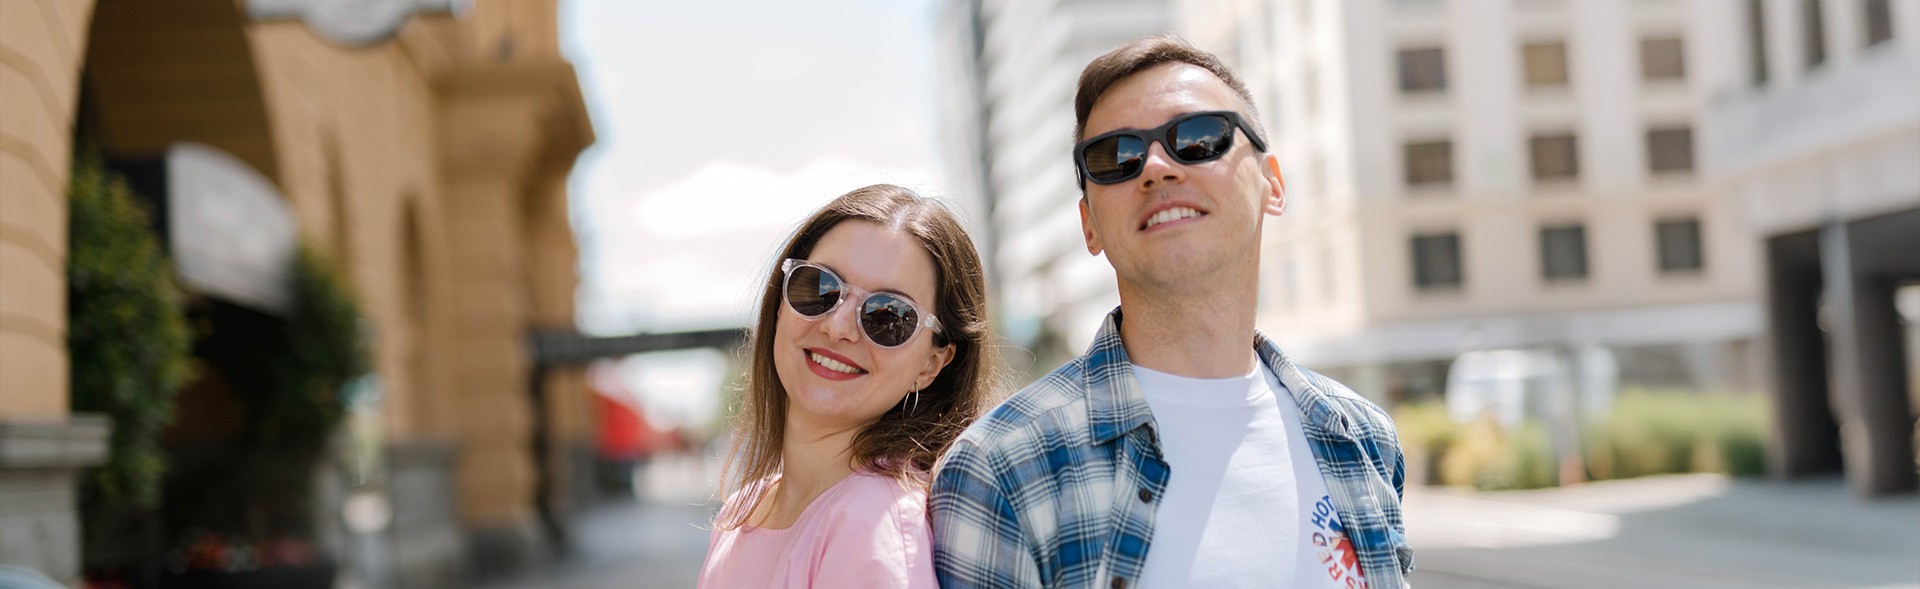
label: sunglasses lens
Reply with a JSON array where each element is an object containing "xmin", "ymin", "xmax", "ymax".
[
  {"xmin": 784, "ymin": 264, "xmax": 841, "ymax": 317},
  {"xmin": 1171, "ymin": 115, "xmax": 1234, "ymax": 162},
  {"xmin": 1083, "ymin": 135, "xmax": 1146, "ymax": 184},
  {"xmin": 860, "ymin": 294, "xmax": 920, "ymax": 348}
]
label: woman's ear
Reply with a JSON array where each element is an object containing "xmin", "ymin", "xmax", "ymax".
[{"xmin": 916, "ymin": 343, "xmax": 957, "ymax": 390}]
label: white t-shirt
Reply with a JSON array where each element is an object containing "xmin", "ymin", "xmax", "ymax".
[{"xmin": 1132, "ymin": 363, "xmax": 1368, "ymax": 589}]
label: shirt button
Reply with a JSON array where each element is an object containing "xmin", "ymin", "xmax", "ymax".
[
  {"xmin": 1111, "ymin": 576, "xmax": 1127, "ymax": 589},
  {"xmin": 1138, "ymin": 488, "xmax": 1153, "ymax": 503}
]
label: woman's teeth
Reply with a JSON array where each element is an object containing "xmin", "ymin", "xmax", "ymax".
[{"xmin": 811, "ymin": 352, "xmax": 864, "ymax": 374}]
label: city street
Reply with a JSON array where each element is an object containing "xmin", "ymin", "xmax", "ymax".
[
  {"xmin": 484, "ymin": 469, "xmax": 1919, "ymax": 589},
  {"xmin": 1406, "ymin": 474, "xmax": 1920, "ymax": 589}
]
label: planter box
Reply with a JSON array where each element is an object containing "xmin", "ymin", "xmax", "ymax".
[{"xmin": 160, "ymin": 561, "xmax": 334, "ymax": 589}]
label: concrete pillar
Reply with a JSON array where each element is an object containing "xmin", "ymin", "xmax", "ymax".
[
  {"xmin": 1764, "ymin": 231, "xmax": 1843, "ymax": 478},
  {"xmin": 442, "ymin": 175, "xmax": 543, "ymax": 570},
  {"xmin": 1822, "ymin": 221, "xmax": 1917, "ymax": 496},
  {"xmin": 0, "ymin": 0, "xmax": 109, "ymax": 584},
  {"xmin": 432, "ymin": 61, "xmax": 593, "ymax": 574}
]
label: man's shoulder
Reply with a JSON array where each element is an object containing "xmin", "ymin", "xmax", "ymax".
[
  {"xmin": 947, "ymin": 356, "xmax": 1095, "ymax": 461},
  {"xmin": 1291, "ymin": 364, "xmax": 1401, "ymax": 441}
]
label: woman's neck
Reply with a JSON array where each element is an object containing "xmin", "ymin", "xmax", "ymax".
[{"xmin": 756, "ymin": 417, "xmax": 861, "ymax": 529}]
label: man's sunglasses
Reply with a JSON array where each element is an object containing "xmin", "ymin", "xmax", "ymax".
[
  {"xmin": 1074, "ymin": 111, "xmax": 1269, "ymax": 186},
  {"xmin": 781, "ymin": 259, "xmax": 945, "ymax": 349}
]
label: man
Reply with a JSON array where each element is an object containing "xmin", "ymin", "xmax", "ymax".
[{"xmin": 930, "ymin": 35, "xmax": 1413, "ymax": 589}]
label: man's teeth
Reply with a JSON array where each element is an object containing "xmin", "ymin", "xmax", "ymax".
[
  {"xmin": 810, "ymin": 352, "xmax": 864, "ymax": 374},
  {"xmin": 1146, "ymin": 207, "xmax": 1200, "ymax": 228}
]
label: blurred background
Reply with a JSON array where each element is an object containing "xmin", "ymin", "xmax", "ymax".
[{"xmin": 0, "ymin": 0, "xmax": 1916, "ymax": 588}]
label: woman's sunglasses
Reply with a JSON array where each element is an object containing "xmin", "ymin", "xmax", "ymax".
[
  {"xmin": 781, "ymin": 259, "xmax": 945, "ymax": 349},
  {"xmin": 1073, "ymin": 110, "xmax": 1269, "ymax": 186}
]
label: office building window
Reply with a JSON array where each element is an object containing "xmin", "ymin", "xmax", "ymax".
[
  {"xmin": 1398, "ymin": 47, "xmax": 1448, "ymax": 92},
  {"xmin": 1412, "ymin": 233, "xmax": 1463, "ymax": 290},
  {"xmin": 1540, "ymin": 224, "xmax": 1588, "ymax": 281},
  {"xmin": 1404, "ymin": 140, "xmax": 1454, "ymax": 187},
  {"xmin": 1640, "ymin": 36, "xmax": 1686, "ymax": 81},
  {"xmin": 1523, "ymin": 41, "xmax": 1570, "ymax": 88},
  {"xmin": 1530, "ymin": 133, "xmax": 1579, "ymax": 181},
  {"xmin": 1647, "ymin": 126, "xmax": 1694, "ymax": 173},
  {"xmin": 1656, "ymin": 218, "xmax": 1705, "ymax": 272},
  {"xmin": 1804, "ymin": 0, "xmax": 1827, "ymax": 67},
  {"xmin": 1748, "ymin": 0, "xmax": 1770, "ymax": 85},
  {"xmin": 1865, "ymin": 0, "xmax": 1894, "ymax": 47}
]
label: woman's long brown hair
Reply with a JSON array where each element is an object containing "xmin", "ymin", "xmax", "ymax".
[{"xmin": 715, "ymin": 184, "xmax": 1001, "ymax": 530}]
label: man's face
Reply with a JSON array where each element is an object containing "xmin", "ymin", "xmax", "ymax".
[{"xmin": 1077, "ymin": 62, "xmax": 1284, "ymax": 290}]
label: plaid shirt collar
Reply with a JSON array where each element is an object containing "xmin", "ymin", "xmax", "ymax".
[{"xmin": 1083, "ymin": 308, "xmax": 1349, "ymax": 444}]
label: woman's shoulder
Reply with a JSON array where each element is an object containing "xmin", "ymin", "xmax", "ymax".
[
  {"xmin": 830, "ymin": 470, "xmax": 928, "ymax": 508},
  {"xmin": 813, "ymin": 470, "xmax": 929, "ymax": 528}
]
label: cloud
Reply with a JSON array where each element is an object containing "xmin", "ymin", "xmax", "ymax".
[{"xmin": 577, "ymin": 156, "xmax": 945, "ymax": 334}]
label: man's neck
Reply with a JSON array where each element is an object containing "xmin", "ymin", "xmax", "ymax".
[{"xmin": 1114, "ymin": 271, "xmax": 1259, "ymax": 379}]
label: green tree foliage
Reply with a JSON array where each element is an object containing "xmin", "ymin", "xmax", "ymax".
[
  {"xmin": 231, "ymin": 245, "xmax": 370, "ymax": 539},
  {"xmin": 249, "ymin": 246, "xmax": 368, "ymax": 451},
  {"xmin": 66, "ymin": 156, "xmax": 194, "ymax": 510}
]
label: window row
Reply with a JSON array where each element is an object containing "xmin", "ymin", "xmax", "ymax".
[
  {"xmin": 1402, "ymin": 126, "xmax": 1693, "ymax": 188},
  {"xmin": 1409, "ymin": 218, "xmax": 1705, "ymax": 291},
  {"xmin": 1397, "ymin": 35, "xmax": 1685, "ymax": 94},
  {"xmin": 1749, "ymin": 0, "xmax": 1900, "ymax": 86}
]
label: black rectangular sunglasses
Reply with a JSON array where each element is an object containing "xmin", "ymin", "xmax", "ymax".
[{"xmin": 1074, "ymin": 110, "xmax": 1269, "ymax": 186}]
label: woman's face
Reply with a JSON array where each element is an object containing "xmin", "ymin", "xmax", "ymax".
[{"xmin": 773, "ymin": 220, "xmax": 955, "ymax": 433}]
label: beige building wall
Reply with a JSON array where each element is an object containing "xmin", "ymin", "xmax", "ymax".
[
  {"xmin": 0, "ymin": 0, "xmax": 95, "ymax": 419},
  {"xmin": 3, "ymin": 0, "xmax": 594, "ymax": 579}
]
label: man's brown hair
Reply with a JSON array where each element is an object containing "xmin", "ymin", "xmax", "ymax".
[{"xmin": 1073, "ymin": 34, "xmax": 1267, "ymax": 146}]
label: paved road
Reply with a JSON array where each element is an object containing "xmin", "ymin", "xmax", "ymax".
[
  {"xmin": 1405, "ymin": 474, "xmax": 1920, "ymax": 589},
  {"xmin": 490, "ymin": 472, "xmax": 1919, "ymax": 589}
]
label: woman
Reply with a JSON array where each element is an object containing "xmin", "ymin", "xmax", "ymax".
[{"xmin": 699, "ymin": 184, "xmax": 999, "ymax": 588}]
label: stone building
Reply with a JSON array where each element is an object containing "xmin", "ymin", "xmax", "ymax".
[
  {"xmin": 0, "ymin": 0, "xmax": 599, "ymax": 584},
  {"xmin": 1700, "ymin": 0, "xmax": 1919, "ymax": 497}
]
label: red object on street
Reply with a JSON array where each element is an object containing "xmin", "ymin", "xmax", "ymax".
[{"xmin": 596, "ymin": 392, "xmax": 649, "ymax": 461}]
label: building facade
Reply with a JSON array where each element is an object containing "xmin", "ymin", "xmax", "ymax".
[
  {"xmin": 1700, "ymin": 0, "xmax": 1919, "ymax": 496},
  {"xmin": 1168, "ymin": 0, "xmax": 1767, "ymax": 403},
  {"xmin": 941, "ymin": 0, "xmax": 1916, "ymax": 496},
  {"xmin": 936, "ymin": 0, "xmax": 1173, "ymax": 374},
  {"xmin": 0, "ymin": 0, "xmax": 599, "ymax": 584}
]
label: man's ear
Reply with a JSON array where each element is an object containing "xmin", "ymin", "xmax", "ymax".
[
  {"xmin": 1079, "ymin": 196, "xmax": 1104, "ymax": 255},
  {"xmin": 1263, "ymin": 154, "xmax": 1286, "ymax": 216}
]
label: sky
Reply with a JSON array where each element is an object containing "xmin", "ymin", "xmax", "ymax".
[{"xmin": 562, "ymin": 0, "xmax": 950, "ymax": 337}]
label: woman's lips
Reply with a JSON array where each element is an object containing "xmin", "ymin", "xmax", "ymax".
[{"xmin": 804, "ymin": 348, "xmax": 866, "ymax": 381}]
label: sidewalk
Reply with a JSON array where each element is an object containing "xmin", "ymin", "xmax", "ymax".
[
  {"xmin": 1405, "ymin": 474, "xmax": 1920, "ymax": 589},
  {"xmin": 477, "ymin": 452, "xmax": 717, "ymax": 589},
  {"xmin": 482, "ymin": 471, "xmax": 1919, "ymax": 589},
  {"xmin": 475, "ymin": 499, "xmax": 714, "ymax": 589}
]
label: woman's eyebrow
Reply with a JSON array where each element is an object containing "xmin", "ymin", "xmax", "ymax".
[{"xmin": 815, "ymin": 260, "xmax": 921, "ymax": 303}]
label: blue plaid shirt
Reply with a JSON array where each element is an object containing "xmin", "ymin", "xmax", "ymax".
[{"xmin": 930, "ymin": 309, "xmax": 1414, "ymax": 588}]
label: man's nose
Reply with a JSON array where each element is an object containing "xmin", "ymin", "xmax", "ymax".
[{"xmin": 1138, "ymin": 140, "xmax": 1186, "ymax": 188}]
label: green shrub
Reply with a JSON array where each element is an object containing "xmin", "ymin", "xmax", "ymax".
[
  {"xmin": 1437, "ymin": 416, "xmax": 1558, "ymax": 491},
  {"xmin": 1402, "ymin": 388, "xmax": 1771, "ymax": 491},
  {"xmin": 229, "ymin": 246, "xmax": 370, "ymax": 539},
  {"xmin": 66, "ymin": 155, "xmax": 194, "ymax": 511},
  {"xmin": 1391, "ymin": 401, "xmax": 1457, "ymax": 485},
  {"xmin": 1584, "ymin": 389, "xmax": 1770, "ymax": 480}
]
